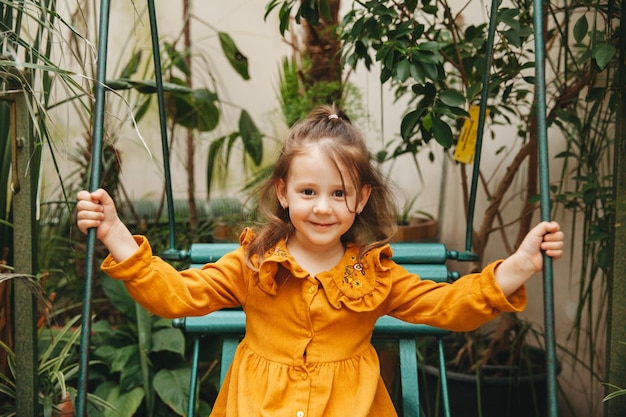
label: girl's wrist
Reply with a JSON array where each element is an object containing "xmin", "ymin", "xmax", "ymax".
[
  {"xmin": 495, "ymin": 253, "xmax": 536, "ymax": 297},
  {"xmin": 103, "ymin": 220, "xmax": 138, "ymax": 262}
]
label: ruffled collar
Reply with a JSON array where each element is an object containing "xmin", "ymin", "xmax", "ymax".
[{"xmin": 240, "ymin": 228, "xmax": 394, "ymax": 312}]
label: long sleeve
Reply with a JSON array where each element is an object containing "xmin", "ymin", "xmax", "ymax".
[
  {"xmin": 383, "ymin": 259, "xmax": 527, "ymax": 332},
  {"xmin": 101, "ymin": 236, "xmax": 249, "ymax": 318}
]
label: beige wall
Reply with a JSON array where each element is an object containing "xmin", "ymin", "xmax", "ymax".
[{"xmin": 42, "ymin": 1, "xmax": 603, "ymax": 415}]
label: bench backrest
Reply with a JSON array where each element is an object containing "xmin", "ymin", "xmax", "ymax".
[{"xmin": 173, "ymin": 242, "xmax": 456, "ymax": 417}]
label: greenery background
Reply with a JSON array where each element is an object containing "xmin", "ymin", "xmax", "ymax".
[{"xmin": 1, "ymin": 0, "xmax": 620, "ymax": 416}]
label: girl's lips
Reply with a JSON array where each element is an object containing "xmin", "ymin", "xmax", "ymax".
[{"xmin": 309, "ymin": 221, "xmax": 335, "ymax": 228}]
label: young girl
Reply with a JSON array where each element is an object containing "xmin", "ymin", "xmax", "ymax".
[{"xmin": 77, "ymin": 105, "xmax": 564, "ymax": 417}]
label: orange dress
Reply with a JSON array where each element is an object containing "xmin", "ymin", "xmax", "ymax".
[{"xmin": 101, "ymin": 229, "xmax": 526, "ymax": 417}]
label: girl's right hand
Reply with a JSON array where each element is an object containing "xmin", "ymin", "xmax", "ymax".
[
  {"xmin": 76, "ymin": 188, "xmax": 139, "ymax": 262},
  {"xmin": 76, "ymin": 188, "xmax": 119, "ymax": 239}
]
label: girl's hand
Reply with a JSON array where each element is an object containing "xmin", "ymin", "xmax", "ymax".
[
  {"xmin": 516, "ymin": 221, "xmax": 565, "ymax": 273},
  {"xmin": 495, "ymin": 221, "xmax": 564, "ymax": 297},
  {"xmin": 76, "ymin": 188, "xmax": 138, "ymax": 262},
  {"xmin": 76, "ymin": 188, "xmax": 120, "ymax": 239}
]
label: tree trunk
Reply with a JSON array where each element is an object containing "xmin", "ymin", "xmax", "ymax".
[{"xmin": 300, "ymin": 0, "xmax": 342, "ymax": 103}]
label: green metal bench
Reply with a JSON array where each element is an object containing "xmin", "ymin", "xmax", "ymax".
[{"xmin": 173, "ymin": 242, "xmax": 460, "ymax": 417}]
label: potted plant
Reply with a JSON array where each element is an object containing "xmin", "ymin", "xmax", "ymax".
[
  {"xmin": 266, "ymin": 0, "xmax": 617, "ymax": 414},
  {"xmin": 392, "ymin": 195, "xmax": 438, "ymax": 243}
]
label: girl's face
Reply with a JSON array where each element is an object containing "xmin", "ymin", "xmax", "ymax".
[{"xmin": 276, "ymin": 145, "xmax": 371, "ymax": 254}]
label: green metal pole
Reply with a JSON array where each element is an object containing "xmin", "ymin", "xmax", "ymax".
[
  {"xmin": 76, "ymin": 1, "xmax": 111, "ymax": 415},
  {"xmin": 146, "ymin": 0, "xmax": 183, "ymax": 261},
  {"xmin": 532, "ymin": 0, "xmax": 558, "ymax": 416},
  {"xmin": 461, "ymin": 0, "xmax": 498, "ymax": 263},
  {"xmin": 605, "ymin": 2, "xmax": 626, "ymax": 415}
]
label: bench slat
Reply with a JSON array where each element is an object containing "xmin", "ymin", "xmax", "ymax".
[
  {"xmin": 189, "ymin": 242, "xmax": 455, "ymax": 265},
  {"xmin": 174, "ymin": 313, "xmax": 449, "ymax": 338}
]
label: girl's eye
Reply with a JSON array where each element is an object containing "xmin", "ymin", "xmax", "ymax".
[
  {"xmin": 332, "ymin": 190, "xmax": 345, "ymax": 198},
  {"xmin": 302, "ymin": 189, "xmax": 315, "ymax": 196}
]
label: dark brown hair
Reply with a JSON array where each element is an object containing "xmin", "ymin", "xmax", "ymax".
[{"xmin": 246, "ymin": 104, "xmax": 397, "ymax": 267}]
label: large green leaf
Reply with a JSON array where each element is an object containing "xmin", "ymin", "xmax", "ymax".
[
  {"xmin": 109, "ymin": 345, "xmax": 138, "ymax": 374},
  {"xmin": 173, "ymin": 87, "xmax": 220, "ymax": 132},
  {"xmin": 593, "ymin": 44, "xmax": 616, "ymax": 70},
  {"xmin": 153, "ymin": 368, "xmax": 191, "ymax": 415},
  {"xmin": 151, "ymin": 328, "xmax": 185, "ymax": 356},
  {"xmin": 95, "ymin": 383, "xmax": 144, "ymax": 417},
  {"xmin": 100, "ymin": 274, "xmax": 137, "ymax": 320}
]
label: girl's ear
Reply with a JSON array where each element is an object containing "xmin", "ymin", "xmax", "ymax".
[
  {"xmin": 275, "ymin": 179, "xmax": 288, "ymax": 208},
  {"xmin": 357, "ymin": 185, "xmax": 372, "ymax": 213}
]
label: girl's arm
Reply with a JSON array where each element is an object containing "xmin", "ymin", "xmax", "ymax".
[
  {"xmin": 383, "ymin": 221, "xmax": 563, "ymax": 331},
  {"xmin": 494, "ymin": 221, "xmax": 564, "ymax": 297},
  {"xmin": 76, "ymin": 188, "xmax": 139, "ymax": 262}
]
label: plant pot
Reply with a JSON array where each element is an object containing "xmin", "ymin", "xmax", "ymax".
[
  {"xmin": 54, "ymin": 392, "xmax": 75, "ymax": 417},
  {"xmin": 391, "ymin": 217, "xmax": 438, "ymax": 243},
  {"xmin": 418, "ymin": 346, "xmax": 553, "ymax": 417}
]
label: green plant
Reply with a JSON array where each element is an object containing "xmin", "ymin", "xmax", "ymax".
[
  {"xmin": 1, "ymin": 1, "xmax": 268, "ymax": 412},
  {"xmin": 604, "ymin": 385, "xmax": 626, "ymax": 402},
  {"xmin": 267, "ymin": 0, "xmax": 617, "ymax": 414},
  {"xmin": 102, "ymin": 9, "xmax": 264, "ymax": 227},
  {"xmin": 0, "ymin": 274, "xmax": 113, "ymax": 417},
  {"xmin": 85, "ymin": 272, "xmax": 219, "ymax": 417}
]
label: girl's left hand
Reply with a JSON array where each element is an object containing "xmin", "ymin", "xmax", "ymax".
[{"xmin": 517, "ymin": 221, "xmax": 565, "ymax": 273}]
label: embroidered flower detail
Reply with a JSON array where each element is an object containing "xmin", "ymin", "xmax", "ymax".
[
  {"xmin": 268, "ymin": 245, "xmax": 288, "ymax": 258},
  {"xmin": 343, "ymin": 257, "xmax": 366, "ymax": 288}
]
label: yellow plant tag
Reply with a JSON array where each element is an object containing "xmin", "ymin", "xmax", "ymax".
[{"xmin": 454, "ymin": 105, "xmax": 490, "ymax": 164}]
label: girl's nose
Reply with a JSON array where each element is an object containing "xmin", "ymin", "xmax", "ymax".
[{"xmin": 313, "ymin": 197, "xmax": 332, "ymax": 214}]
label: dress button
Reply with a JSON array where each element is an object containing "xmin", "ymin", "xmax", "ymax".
[
  {"xmin": 301, "ymin": 372, "xmax": 308, "ymax": 380},
  {"xmin": 308, "ymin": 286, "xmax": 316, "ymax": 293},
  {"xmin": 296, "ymin": 412, "xmax": 304, "ymax": 417}
]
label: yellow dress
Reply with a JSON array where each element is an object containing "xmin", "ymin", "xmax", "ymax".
[{"xmin": 101, "ymin": 229, "xmax": 526, "ymax": 417}]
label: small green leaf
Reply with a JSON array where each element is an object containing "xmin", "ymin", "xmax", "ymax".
[
  {"xmin": 439, "ymin": 90, "xmax": 465, "ymax": 107},
  {"xmin": 396, "ymin": 60, "xmax": 411, "ymax": 82},
  {"xmin": 206, "ymin": 135, "xmax": 231, "ymax": 197},
  {"xmin": 239, "ymin": 110, "xmax": 263, "ymax": 165},
  {"xmin": 279, "ymin": 3, "xmax": 291, "ymax": 35},
  {"xmin": 573, "ymin": 15, "xmax": 588, "ymax": 43},
  {"xmin": 400, "ymin": 109, "xmax": 422, "ymax": 140},
  {"xmin": 418, "ymin": 41, "xmax": 441, "ymax": 51},
  {"xmin": 218, "ymin": 32, "xmax": 250, "ymax": 80},
  {"xmin": 119, "ymin": 51, "xmax": 143, "ymax": 79},
  {"xmin": 422, "ymin": 112, "xmax": 433, "ymax": 131},
  {"xmin": 432, "ymin": 117, "xmax": 453, "ymax": 148},
  {"xmin": 422, "ymin": 62, "xmax": 440, "ymax": 81},
  {"xmin": 319, "ymin": 0, "xmax": 331, "ymax": 21},
  {"xmin": 410, "ymin": 63, "xmax": 425, "ymax": 84},
  {"xmin": 165, "ymin": 42, "xmax": 191, "ymax": 77}
]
